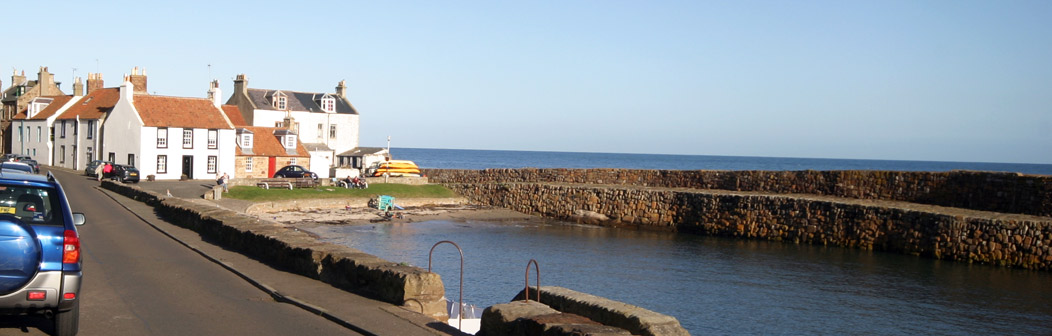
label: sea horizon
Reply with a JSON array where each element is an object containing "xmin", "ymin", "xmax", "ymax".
[{"xmin": 389, "ymin": 147, "xmax": 1052, "ymax": 175}]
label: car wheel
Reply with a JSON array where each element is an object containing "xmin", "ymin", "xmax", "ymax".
[{"xmin": 53, "ymin": 299, "xmax": 79, "ymax": 336}]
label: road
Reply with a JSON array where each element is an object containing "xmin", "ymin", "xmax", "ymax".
[{"xmin": 0, "ymin": 168, "xmax": 358, "ymax": 335}]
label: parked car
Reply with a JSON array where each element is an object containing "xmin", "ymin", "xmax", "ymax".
[
  {"xmin": 20, "ymin": 159, "xmax": 39, "ymax": 173},
  {"xmin": 84, "ymin": 160, "xmax": 113, "ymax": 177},
  {"xmin": 0, "ymin": 162, "xmax": 36, "ymax": 174},
  {"xmin": 109, "ymin": 164, "xmax": 140, "ymax": 183},
  {"xmin": 0, "ymin": 171, "xmax": 85, "ymax": 336},
  {"xmin": 273, "ymin": 165, "xmax": 317, "ymax": 179}
]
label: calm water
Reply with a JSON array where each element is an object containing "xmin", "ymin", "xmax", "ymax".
[
  {"xmin": 392, "ymin": 147, "xmax": 1052, "ymax": 175},
  {"xmin": 303, "ymin": 219, "xmax": 1052, "ymax": 335},
  {"xmin": 327, "ymin": 148, "xmax": 1052, "ymax": 334}
]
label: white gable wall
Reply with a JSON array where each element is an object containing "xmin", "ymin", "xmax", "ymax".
[
  {"xmin": 101, "ymin": 82, "xmax": 144, "ymax": 171},
  {"xmin": 139, "ymin": 127, "xmax": 236, "ymax": 180}
]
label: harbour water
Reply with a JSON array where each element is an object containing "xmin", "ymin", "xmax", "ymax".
[{"xmin": 310, "ymin": 148, "xmax": 1052, "ymax": 334}]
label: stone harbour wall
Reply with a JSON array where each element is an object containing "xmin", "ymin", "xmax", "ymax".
[
  {"xmin": 101, "ymin": 181, "xmax": 450, "ymax": 321},
  {"xmin": 424, "ymin": 169, "xmax": 1052, "ymax": 217},
  {"xmin": 444, "ymin": 182, "xmax": 1052, "ymax": 270}
]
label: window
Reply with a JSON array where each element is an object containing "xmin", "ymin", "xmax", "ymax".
[
  {"xmin": 60, "ymin": 146, "xmax": 65, "ymax": 163},
  {"xmin": 207, "ymin": 156, "xmax": 217, "ymax": 173},
  {"xmin": 74, "ymin": 122, "xmax": 78, "ymax": 136},
  {"xmin": 285, "ymin": 135, "xmax": 296, "ymax": 149},
  {"xmin": 18, "ymin": 126, "xmax": 22, "ymax": 142},
  {"xmin": 32, "ymin": 149, "xmax": 36, "ymax": 157},
  {"xmin": 157, "ymin": 128, "xmax": 168, "ymax": 148},
  {"xmin": 87, "ymin": 121, "xmax": 94, "ymax": 139},
  {"xmin": 246, "ymin": 157, "xmax": 253, "ymax": 172},
  {"xmin": 241, "ymin": 134, "xmax": 253, "ymax": 148},
  {"xmin": 128, "ymin": 154, "xmax": 135, "ymax": 167},
  {"xmin": 272, "ymin": 92, "xmax": 287, "ymax": 110},
  {"xmin": 157, "ymin": 155, "xmax": 167, "ymax": 173},
  {"xmin": 330, "ymin": 125, "xmax": 337, "ymax": 139},
  {"xmin": 183, "ymin": 129, "xmax": 193, "ymax": 148},
  {"xmin": 37, "ymin": 126, "xmax": 41, "ymax": 142},
  {"xmin": 321, "ymin": 96, "xmax": 335, "ymax": 112},
  {"xmin": 60, "ymin": 121, "xmax": 66, "ymax": 138},
  {"xmin": 317, "ymin": 124, "xmax": 323, "ymax": 141},
  {"xmin": 208, "ymin": 129, "xmax": 218, "ymax": 149},
  {"xmin": 290, "ymin": 158, "xmax": 297, "ymax": 165},
  {"xmin": 108, "ymin": 152, "xmax": 115, "ymax": 162}
]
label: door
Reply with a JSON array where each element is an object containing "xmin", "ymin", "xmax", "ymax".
[
  {"xmin": 182, "ymin": 155, "xmax": 193, "ymax": 179},
  {"xmin": 268, "ymin": 157, "xmax": 277, "ymax": 178}
]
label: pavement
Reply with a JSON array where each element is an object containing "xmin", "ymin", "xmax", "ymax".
[{"xmin": 66, "ymin": 169, "xmax": 467, "ymax": 336}]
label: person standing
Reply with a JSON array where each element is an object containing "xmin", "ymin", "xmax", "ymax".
[
  {"xmin": 102, "ymin": 163, "xmax": 113, "ymax": 180},
  {"xmin": 95, "ymin": 163, "xmax": 104, "ymax": 181}
]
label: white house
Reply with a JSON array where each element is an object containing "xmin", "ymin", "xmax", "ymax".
[
  {"xmin": 11, "ymin": 93, "xmax": 75, "ymax": 164},
  {"xmin": 102, "ymin": 69, "xmax": 236, "ymax": 180},
  {"xmin": 225, "ymin": 74, "xmax": 360, "ymax": 178},
  {"xmin": 52, "ymin": 73, "xmax": 114, "ymax": 171}
]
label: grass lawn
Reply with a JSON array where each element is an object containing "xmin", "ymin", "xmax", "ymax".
[{"xmin": 226, "ymin": 183, "xmax": 459, "ymax": 201}]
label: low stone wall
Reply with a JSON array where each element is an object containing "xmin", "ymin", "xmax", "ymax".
[
  {"xmin": 101, "ymin": 181, "xmax": 449, "ymax": 321},
  {"xmin": 503, "ymin": 286, "xmax": 689, "ymax": 336},
  {"xmin": 424, "ymin": 169, "xmax": 1052, "ymax": 217},
  {"xmin": 445, "ymin": 182, "xmax": 1052, "ymax": 270}
]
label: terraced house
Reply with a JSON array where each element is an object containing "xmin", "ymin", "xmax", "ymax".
[
  {"xmin": 103, "ymin": 68, "xmax": 236, "ymax": 180},
  {"xmin": 52, "ymin": 74, "xmax": 115, "ymax": 171},
  {"xmin": 2, "ymin": 67, "xmax": 64, "ymax": 155},
  {"xmin": 225, "ymin": 74, "xmax": 360, "ymax": 178}
]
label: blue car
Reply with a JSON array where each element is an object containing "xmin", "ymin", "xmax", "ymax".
[{"xmin": 0, "ymin": 171, "xmax": 85, "ymax": 335}]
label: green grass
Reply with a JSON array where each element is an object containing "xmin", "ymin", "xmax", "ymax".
[{"xmin": 226, "ymin": 183, "xmax": 459, "ymax": 201}]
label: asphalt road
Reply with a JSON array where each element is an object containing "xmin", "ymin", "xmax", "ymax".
[{"xmin": 0, "ymin": 169, "xmax": 359, "ymax": 335}]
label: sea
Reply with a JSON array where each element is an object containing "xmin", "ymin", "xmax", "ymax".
[
  {"xmin": 307, "ymin": 147, "xmax": 1052, "ymax": 334},
  {"xmin": 390, "ymin": 147, "xmax": 1052, "ymax": 175}
]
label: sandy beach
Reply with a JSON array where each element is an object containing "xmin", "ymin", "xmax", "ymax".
[{"xmin": 251, "ymin": 203, "xmax": 538, "ymax": 227}]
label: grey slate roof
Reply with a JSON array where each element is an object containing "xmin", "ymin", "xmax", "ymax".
[
  {"xmin": 302, "ymin": 143, "xmax": 333, "ymax": 152},
  {"xmin": 246, "ymin": 88, "xmax": 357, "ymax": 114},
  {"xmin": 338, "ymin": 147, "xmax": 386, "ymax": 157}
]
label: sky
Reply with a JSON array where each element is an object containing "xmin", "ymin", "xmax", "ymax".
[{"xmin": 5, "ymin": 1, "xmax": 1051, "ymax": 164}]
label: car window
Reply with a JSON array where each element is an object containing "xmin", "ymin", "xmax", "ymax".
[{"xmin": 0, "ymin": 185, "xmax": 62, "ymax": 225}]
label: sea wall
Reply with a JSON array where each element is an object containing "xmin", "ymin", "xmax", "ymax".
[
  {"xmin": 101, "ymin": 181, "xmax": 449, "ymax": 321},
  {"xmin": 443, "ymin": 182, "xmax": 1052, "ymax": 270},
  {"xmin": 424, "ymin": 169, "xmax": 1052, "ymax": 217}
]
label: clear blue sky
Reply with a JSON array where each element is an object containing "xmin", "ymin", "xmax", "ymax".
[{"xmin": 7, "ymin": 1, "xmax": 1051, "ymax": 164}]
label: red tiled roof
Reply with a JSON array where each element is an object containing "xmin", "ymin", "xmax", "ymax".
[
  {"xmin": 18, "ymin": 95, "xmax": 73, "ymax": 120},
  {"xmin": 133, "ymin": 95, "xmax": 232, "ymax": 129},
  {"xmin": 236, "ymin": 126, "xmax": 309, "ymax": 157},
  {"xmin": 221, "ymin": 105, "xmax": 247, "ymax": 126},
  {"xmin": 57, "ymin": 88, "xmax": 120, "ymax": 120}
]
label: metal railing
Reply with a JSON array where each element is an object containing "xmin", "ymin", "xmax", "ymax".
[
  {"xmin": 525, "ymin": 259, "xmax": 541, "ymax": 303},
  {"xmin": 428, "ymin": 240, "xmax": 464, "ymax": 330}
]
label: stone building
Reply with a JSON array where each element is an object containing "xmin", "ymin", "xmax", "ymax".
[{"xmin": 2, "ymin": 67, "xmax": 65, "ymax": 153}]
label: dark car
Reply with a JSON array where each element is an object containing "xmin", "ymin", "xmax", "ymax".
[
  {"xmin": 109, "ymin": 164, "xmax": 140, "ymax": 183},
  {"xmin": 20, "ymin": 159, "xmax": 39, "ymax": 173},
  {"xmin": 0, "ymin": 171, "xmax": 86, "ymax": 336},
  {"xmin": 273, "ymin": 165, "xmax": 317, "ymax": 179},
  {"xmin": 84, "ymin": 160, "xmax": 113, "ymax": 177}
]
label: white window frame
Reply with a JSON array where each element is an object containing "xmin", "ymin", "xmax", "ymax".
[
  {"xmin": 208, "ymin": 129, "xmax": 218, "ymax": 149},
  {"xmin": 87, "ymin": 121, "xmax": 94, "ymax": 139},
  {"xmin": 60, "ymin": 121, "xmax": 66, "ymax": 138},
  {"xmin": 321, "ymin": 97, "xmax": 335, "ymax": 112},
  {"xmin": 317, "ymin": 123, "xmax": 323, "ymax": 141},
  {"xmin": 273, "ymin": 92, "xmax": 287, "ymax": 110},
  {"xmin": 329, "ymin": 125, "xmax": 337, "ymax": 139},
  {"xmin": 183, "ymin": 129, "xmax": 193, "ymax": 148},
  {"xmin": 207, "ymin": 156, "xmax": 217, "ymax": 173},
  {"xmin": 37, "ymin": 126, "xmax": 41, "ymax": 142},
  {"xmin": 157, "ymin": 155, "xmax": 167, "ymax": 173},
  {"xmin": 157, "ymin": 128, "xmax": 168, "ymax": 148},
  {"xmin": 241, "ymin": 134, "xmax": 253, "ymax": 148},
  {"xmin": 246, "ymin": 157, "xmax": 253, "ymax": 172},
  {"xmin": 290, "ymin": 158, "xmax": 297, "ymax": 165},
  {"xmin": 285, "ymin": 135, "xmax": 295, "ymax": 149}
]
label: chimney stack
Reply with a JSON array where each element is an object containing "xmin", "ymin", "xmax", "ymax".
[
  {"xmin": 86, "ymin": 73, "xmax": 104, "ymax": 94},
  {"xmin": 73, "ymin": 77, "xmax": 84, "ymax": 96},
  {"xmin": 233, "ymin": 74, "xmax": 248, "ymax": 96},
  {"xmin": 37, "ymin": 67, "xmax": 57, "ymax": 96},
  {"xmin": 207, "ymin": 80, "xmax": 222, "ymax": 107},
  {"xmin": 126, "ymin": 67, "xmax": 148, "ymax": 94},
  {"xmin": 11, "ymin": 70, "xmax": 25, "ymax": 89},
  {"xmin": 335, "ymin": 80, "xmax": 347, "ymax": 98}
]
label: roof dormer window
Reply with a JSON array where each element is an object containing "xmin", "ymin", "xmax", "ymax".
[
  {"xmin": 320, "ymin": 95, "xmax": 335, "ymax": 113},
  {"xmin": 285, "ymin": 134, "xmax": 296, "ymax": 149},
  {"xmin": 272, "ymin": 91, "xmax": 287, "ymax": 110}
]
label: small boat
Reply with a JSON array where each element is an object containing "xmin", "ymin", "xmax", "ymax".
[{"xmin": 370, "ymin": 160, "xmax": 421, "ymax": 177}]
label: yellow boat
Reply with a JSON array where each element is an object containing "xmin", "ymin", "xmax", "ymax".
[{"xmin": 371, "ymin": 160, "xmax": 421, "ymax": 177}]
